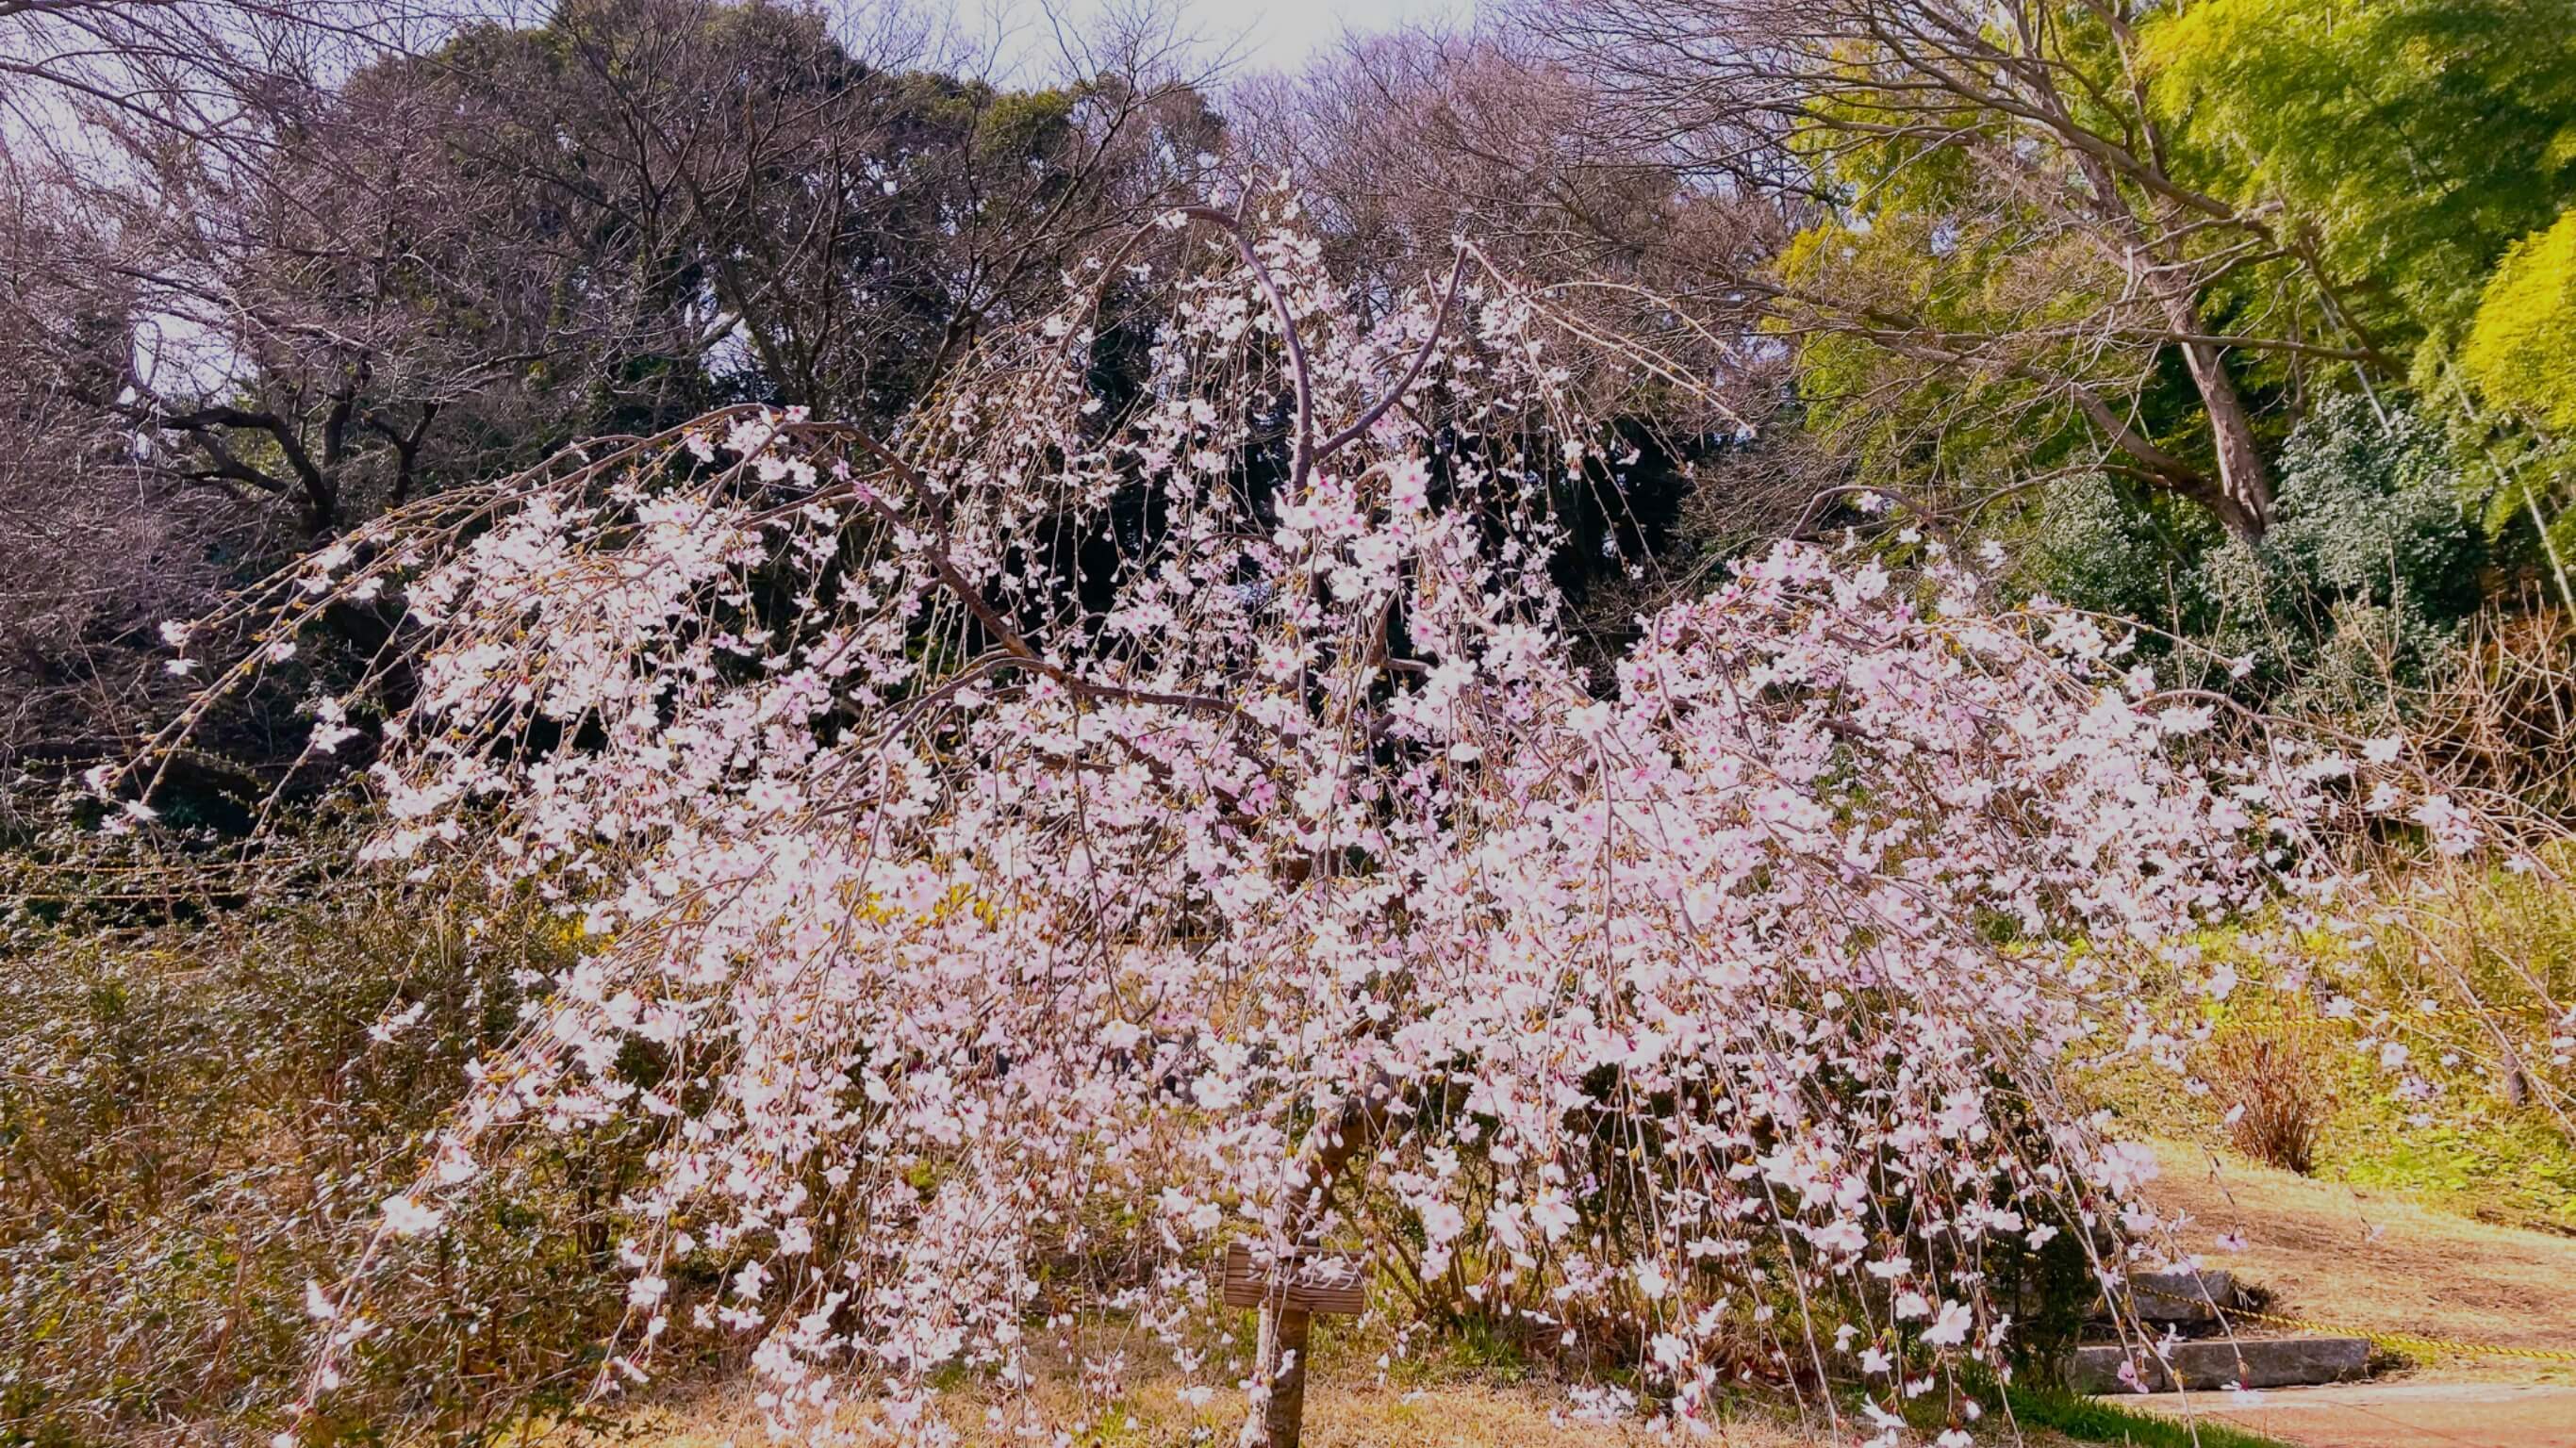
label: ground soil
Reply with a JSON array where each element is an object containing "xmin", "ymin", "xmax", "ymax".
[
  {"xmin": 2125, "ymin": 1381, "xmax": 2576, "ymax": 1448},
  {"xmin": 2141, "ymin": 1139, "xmax": 2576, "ymax": 1372},
  {"xmin": 2117, "ymin": 1140, "xmax": 2576, "ymax": 1447},
  {"xmin": 621, "ymin": 1378, "xmax": 1820, "ymax": 1446}
]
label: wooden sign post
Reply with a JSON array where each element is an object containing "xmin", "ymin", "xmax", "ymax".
[{"xmin": 1223, "ymin": 1242, "xmax": 1366, "ymax": 1448}]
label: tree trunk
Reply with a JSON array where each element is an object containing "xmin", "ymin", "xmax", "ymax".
[
  {"xmin": 1237, "ymin": 1300, "xmax": 1313, "ymax": 1448},
  {"xmin": 2153, "ymin": 280, "xmax": 2273, "ymax": 541},
  {"xmin": 2181, "ymin": 338, "xmax": 2271, "ymax": 542},
  {"xmin": 1231, "ymin": 1078, "xmax": 1394, "ymax": 1448}
]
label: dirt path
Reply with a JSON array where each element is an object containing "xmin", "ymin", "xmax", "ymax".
[
  {"xmin": 2124, "ymin": 1142, "xmax": 2576, "ymax": 1445},
  {"xmin": 2144, "ymin": 1140, "xmax": 2576, "ymax": 1369},
  {"xmin": 2127, "ymin": 1382, "xmax": 2576, "ymax": 1447}
]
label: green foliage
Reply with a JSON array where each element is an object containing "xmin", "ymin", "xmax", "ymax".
[
  {"xmin": 2320, "ymin": 850, "xmax": 2576, "ymax": 1232},
  {"xmin": 1759, "ymin": 1, "xmax": 2356, "ymax": 532},
  {"xmin": 1775, "ymin": 216, "xmax": 2121, "ymax": 496},
  {"xmin": 2461, "ymin": 206, "xmax": 2576, "ymax": 433},
  {"xmin": 2030, "ymin": 395, "xmax": 2485, "ymax": 714},
  {"xmin": 968, "ymin": 87, "xmax": 1080, "ymax": 162},
  {"xmin": 2085, "ymin": 850, "xmax": 2576, "ymax": 1235},
  {"xmin": 2029, "ymin": 474, "xmax": 2227, "ymax": 627},
  {"xmin": 2006, "ymin": 1387, "xmax": 2299, "ymax": 1448},
  {"xmin": 1771, "ymin": 24, "xmax": 2237, "ymax": 504},
  {"xmin": 1983, "ymin": 1202, "xmax": 2100, "ymax": 1390},
  {"xmin": 2421, "ymin": 242, "xmax": 2576, "ymax": 597},
  {"xmin": 2202, "ymin": 395, "xmax": 2488, "ymax": 712},
  {"xmin": 2328, "ymin": 1103, "xmax": 2576, "ymax": 1233},
  {"xmin": 2261, "ymin": 396, "xmax": 2489, "ymax": 621},
  {"xmin": 2146, "ymin": 0, "xmax": 2576, "ymax": 351},
  {"xmin": 1776, "ymin": 0, "xmax": 2576, "ymax": 547}
]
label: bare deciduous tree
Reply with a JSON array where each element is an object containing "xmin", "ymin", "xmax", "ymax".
[
  {"xmin": 1524, "ymin": 0, "xmax": 2403, "ymax": 540},
  {"xmin": 0, "ymin": 0, "xmax": 1217, "ymax": 775}
]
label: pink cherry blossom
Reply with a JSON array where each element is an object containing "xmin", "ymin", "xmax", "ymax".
[{"xmin": 143, "ymin": 191, "xmax": 2511, "ymax": 1448}]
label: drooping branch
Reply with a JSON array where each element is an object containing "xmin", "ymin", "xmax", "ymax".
[
  {"xmin": 1151, "ymin": 199, "xmax": 1474, "ymax": 492},
  {"xmin": 1311, "ymin": 246, "xmax": 1471, "ymax": 469}
]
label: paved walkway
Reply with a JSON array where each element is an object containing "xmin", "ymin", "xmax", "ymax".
[{"xmin": 2118, "ymin": 1381, "xmax": 2576, "ymax": 1447}]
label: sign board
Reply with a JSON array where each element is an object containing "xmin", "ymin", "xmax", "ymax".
[{"xmin": 1220, "ymin": 1242, "xmax": 1368, "ymax": 1316}]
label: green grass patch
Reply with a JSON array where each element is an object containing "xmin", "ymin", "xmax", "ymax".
[
  {"xmin": 2006, "ymin": 1388, "xmax": 2298, "ymax": 1448},
  {"xmin": 2072, "ymin": 856, "xmax": 2576, "ymax": 1235},
  {"xmin": 2324, "ymin": 1077, "xmax": 2576, "ymax": 1231}
]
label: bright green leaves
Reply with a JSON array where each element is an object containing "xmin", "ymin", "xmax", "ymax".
[
  {"xmin": 2142, "ymin": 0, "xmax": 2576, "ymax": 589},
  {"xmin": 1772, "ymin": 210, "xmax": 2117, "ymax": 494},
  {"xmin": 2461, "ymin": 207, "xmax": 2576, "ymax": 432},
  {"xmin": 2144, "ymin": 0, "xmax": 2576, "ymax": 352}
]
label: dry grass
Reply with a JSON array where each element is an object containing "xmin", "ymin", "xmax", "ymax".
[
  {"xmin": 607, "ymin": 1375, "xmax": 1825, "ymax": 1447},
  {"xmin": 2144, "ymin": 1140, "xmax": 2576, "ymax": 1380},
  {"xmin": 593, "ymin": 1135, "xmax": 2576, "ymax": 1446},
  {"xmin": 2204, "ymin": 1028, "xmax": 2336, "ymax": 1176}
]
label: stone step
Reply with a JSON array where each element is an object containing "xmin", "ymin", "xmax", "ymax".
[
  {"xmin": 2118, "ymin": 1268, "xmax": 2242, "ymax": 1324},
  {"xmin": 2068, "ymin": 1336, "xmax": 2371, "ymax": 1393}
]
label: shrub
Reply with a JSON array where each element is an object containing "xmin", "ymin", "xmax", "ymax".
[
  {"xmin": 0, "ymin": 868, "xmax": 658, "ymax": 1447},
  {"xmin": 2405, "ymin": 597, "xmax": 2576, "ymax": 814},
  {"xmin": 2206, "ymin": 1026, "xmax": 2337, "ymax": 1176},
  {"xmin": 2030, "ymin": 394, "xmax": 2485, "ymax": 717}
]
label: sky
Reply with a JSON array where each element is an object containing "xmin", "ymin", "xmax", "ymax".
[{"xmin": 981, "ymin": 0, "xmax": 1477, "ymax": 82}]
